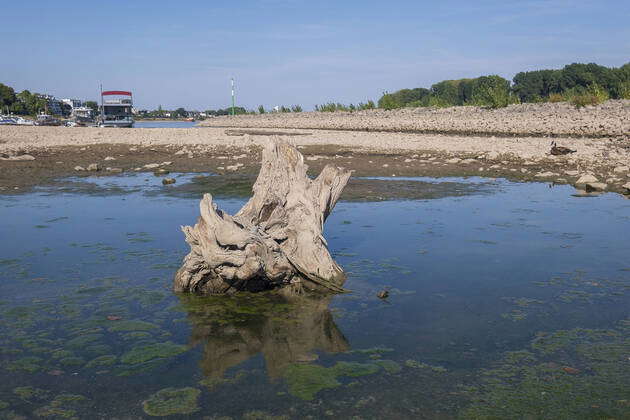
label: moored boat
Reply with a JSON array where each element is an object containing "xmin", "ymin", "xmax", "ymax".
[{"xmin": 98, "ymin": 90, "xmax": 134, "ymax": 128}]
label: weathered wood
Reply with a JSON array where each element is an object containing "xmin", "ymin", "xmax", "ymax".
[{"xmin": 174, "ymin": 137, "xmax": 351, "ymax": 294}]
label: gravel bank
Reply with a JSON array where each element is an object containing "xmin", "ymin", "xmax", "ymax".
[{"xmin": 198, "ymin": 100, "xmax": 630, "ymax": 138}]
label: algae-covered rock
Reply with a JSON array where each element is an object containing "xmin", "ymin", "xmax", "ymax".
[
  {"xmin": 108, "ymin": 320, "xmax": 159, "ymax": 332},
  {"xmin": 7, "ymin": 356, "xmax": 43, "ymax": 373},
  {"xmin": 85, "ymin": 355, "xmax": 117, "ymax": 368},
  {"xmin": 33, "ymin": 393, "xmax": 88, "ymax": 419},
  {"xmin": 13, "ymin": 386, "xmax": 49, "ymax": 400},
  {"xmin": 142, "ymin": 387, "xmax": 200, "ymax": 417},
  {"xmin": 121, "ymin": 341, "xmax": 187, "ymax": 364},
  {"xmin": 0, "ymin": 401, "xmax": 8, "ymax": 410}
]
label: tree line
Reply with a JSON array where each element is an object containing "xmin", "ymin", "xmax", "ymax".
[{"xmin": 377, "ymin": 62, "xmax": 630, "ymax": 110}]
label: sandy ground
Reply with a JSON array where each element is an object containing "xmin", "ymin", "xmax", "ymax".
[{"xmin": 1, "ymin": 101, "xmax": 629, "ymax": 195}]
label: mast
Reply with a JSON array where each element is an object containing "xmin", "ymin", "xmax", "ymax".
[{"xmin": 231, "ymin": 78, "xmax": 235, "ymax": 116}]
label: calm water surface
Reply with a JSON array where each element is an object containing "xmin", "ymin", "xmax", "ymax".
[{"xmin": 0, "ymin": 174, "xmax": 628, "ymax": 419}]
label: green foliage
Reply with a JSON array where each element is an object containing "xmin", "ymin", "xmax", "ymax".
[
  {"xmin": 469, "ymin": 75, "xmax": 518, "ymax": 108},
  {"xmin": 377, "ymin": 94, "xmax": 400, "ymax": 110},
  {"xmin": 279, "ymin": 105, "xmax": 291, "ymax": 113},
  {"xmin": 568, "ymin": 83, "xmax": 609, "ymax": 108},
  {"xmin": 258, "ymin": 105, "xmax": 266, "ymax": 114},
  {"xmin": 547, "ymin": 93, "xmax": 564, "ymax": 103},
  {"xmin": 0, "ymin": 83, "xmax": 16, "ymax": 109},
  {"xmin": 142, "ymin": 387, "xmax": 201, "ymax": 417},
  {"xmin": 290, "ymin": 104, "xmax": 303, "ymax": 112}
]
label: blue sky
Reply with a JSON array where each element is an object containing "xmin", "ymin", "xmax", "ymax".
[{"xmin": 2, "ymin": 0, "xmax": 628, "ymax": 110}]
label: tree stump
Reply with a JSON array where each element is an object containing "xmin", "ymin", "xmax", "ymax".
[{"xmin": 174, "ymin": 137, "xmax": 352, "ymax": 294}]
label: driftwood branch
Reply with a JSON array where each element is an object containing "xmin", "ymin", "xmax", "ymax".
[{"xmin": 174, "ymin": 137, "xmax": 351, "ymax": 294}]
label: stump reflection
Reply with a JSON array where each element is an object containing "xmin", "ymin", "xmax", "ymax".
[{"xmin": 178, "ymin": 293, "xmax": 349, "ymax": 380}]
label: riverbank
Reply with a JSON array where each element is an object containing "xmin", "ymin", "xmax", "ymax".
[
  {"xmin": 1, "ymin": 101, "xmax": 629, "ymax": 196},
  {"xmin": 198, "ymin": 100, "xmax": 630, "ymax": 138}
]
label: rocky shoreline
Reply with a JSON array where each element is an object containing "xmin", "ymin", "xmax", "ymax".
[
  {"xmin": 199, "ymin": 100, "xmax": 630, "ymax": 138},
  {"xmin": 1, "ymin": 101, "xmax": 629, "ymax": 197}
]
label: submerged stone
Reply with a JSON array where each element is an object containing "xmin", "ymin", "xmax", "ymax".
[{"xmin": 142, "ymin": 387, "xmax": 200, "ymax": 417}]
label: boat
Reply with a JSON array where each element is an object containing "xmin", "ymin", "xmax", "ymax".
[
  {"xmin": 34, "ymin": 113, "xmax": 62, "ymax": 126},
  {"xmin": 98, "ymin": 90, "xmax": 134, "ymax": 128},
  {"xmin": 15, "ymin": 117, "xmax": 34, "ymax": 126},
  {"xmin": 70, "ymin": 106, "xmax": 95, "ymax": 126},
  {"xmin": 0, "ymin": 116, "xmax": 17, "ymax": 125}
]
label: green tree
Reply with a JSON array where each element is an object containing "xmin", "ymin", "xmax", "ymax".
[
  {"xmin": 0, "ymin": 83, "xmax": 16, "ymax": 110},
  {"xmin": 258, "ymin": 105, "xmax": 266, "ymax": 114}
]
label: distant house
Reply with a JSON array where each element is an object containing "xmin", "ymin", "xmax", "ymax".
[{"xmin": 36, "ymin": 94, "xmax": 63, "ymax": 116}]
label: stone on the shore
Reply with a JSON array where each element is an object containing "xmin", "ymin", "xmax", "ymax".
[
  {"xmin": 162, "ymin": 178, "xmax": 176, "ymax": 185},
  {"xmin": 144, "ymin": 163, "xmax": 160, "ymax": 169},
  {"xmin": 486, "ymin": 151, "xmax": 500, "ymax": 160},
  {"xmin": 107, "ymin": 168, "xmax": 123, "ymax": 173},
  {"xmin": 613, "ymin": 165, "xmax": 629, "ymax": 173},
  {"xmin": 154, "ymin": 168, "xmax": 170, "ymax": 176},
  {"xmin": 404, "ymin": 158, "xmax": 414, "ymax": 163},
  {"xmin": 1, "ymin": 154, "xmax": 36, "ymax": 161},
  {"xmin": 104, "ymin": 156, "xmax": 116, "ymax": 161},
  {"xmin": 74, "ymin": 166, "xmax": 85, "ymax": 171},
  {"xmin": 575, "ymin": 174, "xmax": 598, "ymax": 185},
  {"xmin": 585, "ymin": 182, "xmax": 607, "ymax": 192},
  {"xmin": 535, "ymin": 171, "xmax": 559, "ymax": 177},
  {"xmin": 564, "ymin": 170, "xmax": 579, "ymax": 176},
  {"xmin": 87, "ymin": 163, "xmax": 99, "ymax": 171},
  {"xmin": 174, "ymin": 149, "xmax": 187, "ymax": 155},
  {"xmin": 446, "ymin": 158, "xmax": 461, "ymax": 164},
  {"xmin": 161, "ymin": 161, "xmax": 172, "ymax": 166},
  {"xmin": 622, "ymin": 182, "xmax": 630, "ymax": 194}
]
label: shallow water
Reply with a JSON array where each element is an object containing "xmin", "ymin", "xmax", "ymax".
[{"xmin": 0, "ymin": 174, "xmax": 628, "ymax": 419}]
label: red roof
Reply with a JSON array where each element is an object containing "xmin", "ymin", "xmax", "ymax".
[{"xmin": 102, "ymin": 91, "xmax": 132, "ymax": 96}]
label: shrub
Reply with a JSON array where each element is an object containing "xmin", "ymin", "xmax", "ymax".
[
  {"xmin": 377, "ymin": 94, "xmax": 401, "ymax": 110},
  {"xmin": 547, "ymin": 93, "xmax": 564, "ymax": 103},
  {"xmin": 290, "ymin": 105, "xmax": 303, "ymax": 113},
  {"xmin": 569, "ymin": 83, "xmax": 609, "ymax": 108},
  {"xmin": 258, "ymin": 105, "xmax": 265, "ymax": 114},
  {"xmin": 357, "ymin": 100, "xmax": 375, "ymax": 110}
]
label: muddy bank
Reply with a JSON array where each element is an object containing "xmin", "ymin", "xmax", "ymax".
[
  {"xmin": 1, "ymin": 142, "xmax": 629, "ymax": 197},
  {"xmin": 198, "ymin": 100, "xmax": 630, "ymax": 138}
]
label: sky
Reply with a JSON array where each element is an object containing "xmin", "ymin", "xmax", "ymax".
[{"xmin": 2, "ymin": 0, "xmax": 629, "ymax": 111}]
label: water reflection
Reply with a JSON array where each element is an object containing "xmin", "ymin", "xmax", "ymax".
[{"xmin": 179, "ymin": 293, "xmax": 348, "ymax": 379}]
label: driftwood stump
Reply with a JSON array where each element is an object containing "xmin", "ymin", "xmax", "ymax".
[{"xmin": 174, "ymin": 137, "xmax": 351, "ymax": 294}]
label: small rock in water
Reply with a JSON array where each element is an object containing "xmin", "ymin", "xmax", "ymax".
[
  {"xmin": 162, "ymin": 178, "xmax": 176, "ymax": 185},
  {"xmin": 377, "ymin": 290, "xmax": 389, "ymax": 299},
  {"xmin": 154, "ymin": 168, "xmax": 170, "ymax": 176},
  {"xmin": 585, "ymin": 182, "xmax": 607, "ymax": 192},
  {"xmin": 47, "ymin": 369, "xmax": 64, "ymax": 376},
  {"xmin": 74, "ymin": 166, "xmax": 85, "ymax": 171},
  {"xmin": 575, "ymin": 174, "xmax": 598, "ymax": 185},
  {"xmin": 87, "ymin": 163, "xmax": 99, "ymax": 171},
  {"xmin": 144, "ymin": 163, "xmax": 160, "ymax": 169},
  {"xmin": 562, "ymin": 366, "xmax": 580, "ymax": 375},
  {"xmin": 108, "ymin": 168, "xmax": 123, "ymax": 173},
  {"xmin": 107, "ymin": 315, "xmax": 122, "ymax": 321},
  {"xmin": 622, "ymin": 182, "xmax": 630, "ymax": 194}
]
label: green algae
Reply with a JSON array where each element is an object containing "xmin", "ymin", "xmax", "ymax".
[
  {"xmin": 85, "ymin": 355, "xmax": 117, "ymax": 368},
  {"xmin": 33, "ymin": 393, "xmax": 88, "ymax": 419},
  {"xmin": 13, "ymin": 386, "xmax": 48, "ymax": 400},
  {"xmin": 373, "ymin": 359, "xmax": 402, "ymax": 374},
  {"xmin": 0, "ymin": 401, "xmax": 8, "ymax": 410},
  {"xmin": 142, "ymin": 387, "xmax": 200, "ymax": 417},
  {"xmin": 460, "ymin": 320, "xmax": 630, "ymax": 419},
  {"xmin": 58, "ymin": 357, "xmax": 84, "ymax": 367},
  {"xmin": 120, "ymin": 342, "xmax": 187, "ymax": 364},
  {"xmin": 242, "ymin": 410, "xmax": 289, "ymax": 420},
  {"xmin": 121, "ymin": 331, "xmax": 152, "ymax": 340},
  {"xmin": 404, "ymin": 360, "xmax": 447, "ymax": 372},
  {"xmin": 50, "ymin": 350, "xmax": 73, "ymax": 360},
  {"xmin": 65, "ymin": 334, "xmax": 103, "ymax": 349},
  {"xmin": 283, "ymin": 361, "xmax": 383, "ymax": 401},
  {"xmin": 6, "ymin": 356, "xmax": 42, "ymax": 373},
  {"xmin": 107, "ymin": 320, "xmax": 158, "ymax": 332}
]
